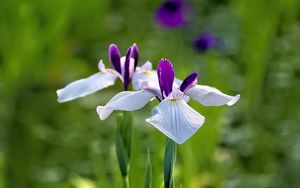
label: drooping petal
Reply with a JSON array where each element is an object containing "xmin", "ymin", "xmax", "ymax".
[
  {"xmin": 132, "ymin": 43, "xmax": 139, "ymax": 70},
  {"xmin": 107, "ymin": 91, "xmax": 154, "ymax": 110},
  {"xmin": 109, "ymin": 44, "xmax": 122, "ymax": 73},
  {"xmin": 97, "ymin": 90, "xmax": 155, "ymax": 120},
  {"xmin": 57, "ymin": 72, "xmax": 117, "ymax": 103},
  {"xmin": 146, "ymin": 98, "xmax": 205, "ymax": 144},
  {"xmin": 186, "ymin": 85, "xmax": 240, "ymax": 106},
  {"xmin": 96, "ymin": 91, "xmax": 130, "ymax": 120},
  {"xmin": 180, "ymin": 72, "xmax": 198, "ymax": 93},
  {"xmin": 157, "ymin": 58, "xmax": 174, "ymax": 97}
]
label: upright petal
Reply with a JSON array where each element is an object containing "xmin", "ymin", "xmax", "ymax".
[
  {"xmin": 57, "ymin": 72, "xmax": 117, "ymax": 103},
  {"xmin": 157, "ymin": 58, "xmax": 174, "ymax": 97},
  {"xmin": 186, "ymin": 85, "xmax": 240, "ymax": 106},
  {"xmin": 97, "ymin": 90, "xmax": 155, "ymax": 120},
  {"xmin": 98, "ymin": 59, "xmax": 106, "ymax": 72},
  {"xmin": 180, "ymin": 72, "xmax": 198, "ymax": 93},
  {"xmin": 109, "ymin": 44, "xmax": 122, "ymax": 73},
  {"xmin": 124, "ymin": 47, "xmax": 133, "ymax": 90},
  {"xmin": 146, "ymin": 99, "xmax": 205, "ymax": 144},
  {"xmin": 132, "ymin": 43, "xmax": 139, "ymax": 70}
]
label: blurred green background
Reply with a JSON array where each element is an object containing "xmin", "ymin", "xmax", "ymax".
[{"xmin": 1, "ymin": 0, "xmax": 300, "ymax": 187}]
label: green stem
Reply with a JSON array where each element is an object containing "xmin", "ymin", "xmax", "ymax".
[
  {"xmin": 122, "ymin": 175, "xmax": 130, "ymax": 188},
  {"xmin": 116, "ymin": 112, "xmax": 132, "ymax": 188},
  {"xmin": 164, "ymin": 138, "xmax": 177, "ymax": 188}
]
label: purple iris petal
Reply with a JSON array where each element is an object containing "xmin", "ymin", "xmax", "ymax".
[
  {"xmin": 123, "ymin": 47, "xmax": 133, "ymax": 91},
  {"xmin": 157, "ymin": 58, "xmax": 174, "ymax": 97},
  {"xmin": 109, "ymin": 44, "xmax": 122, "ymax": 73},
  {"xmin": 180, "ymin": 72, "xmax": 198, "ymax": 93},
  {"xmin": 132, "ymin": 43, "xmax": 139, "ymax": 70},
  {"xmin": 155, "ymin": 0, "xmax": 187, "ymax": 28},
  {"xmin": 193, "ymin": 32, "xmax": 217, "ymax": 52}
]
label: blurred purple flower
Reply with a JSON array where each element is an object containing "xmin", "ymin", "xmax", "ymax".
[
  {"xmin": 193, "ymin": 32, "xmax": 217, "ymax": 52},
  {"xmin": 155, "ymin": 0, "xmax": 190, "ymax": 28}
]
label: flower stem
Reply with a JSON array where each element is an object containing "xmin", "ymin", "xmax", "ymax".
[
  {"xmin": 116, "ymin": 112, "xmax": 133, "ymax": 188},
  {"xmin": 122, "ymin": 175, "xmax": 130, "ymax": 188},
  {"xmin": 164, "ymin": 138, "xmax": 177, "ymax": 188}
]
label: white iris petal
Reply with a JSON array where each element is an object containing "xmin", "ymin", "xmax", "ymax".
[
  {"xmin": 146, "ymin": 99, "xmax": 205, "ymax": 144},
  {"xmin": 138, "ymin": 61, "xmax": 152, "ymax": 72},
  {"xmin": 132, "ymin": 70, "xmax": 159, "ymax": 90},
  {"xmin": 97, "ymin": 90, "xmax": 155, "ymax": 120},
  {"xmin": 57, "ymin": 72, "xmax": 117, "ymax": 103},
  {"xmin": 186, "ymin": 85, "xmax": 240, "ymax": 106},
  {"xmin": 174, "ymin": 78, "xmax": 183, "ymax": 88},
  {"xmin": 132, "ymin": 70, "xmax": 182, "ymax": 92},
  {"xmin": 96, "ymin": 91, "xmax": 130, "ymax": 120}
]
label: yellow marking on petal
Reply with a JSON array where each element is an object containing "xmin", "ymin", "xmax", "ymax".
[{"xmin": 142, "ymin": 71, "xmax": 153, "ymax": 75}]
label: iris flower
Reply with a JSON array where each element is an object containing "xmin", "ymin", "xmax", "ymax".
[
  {"xmin": 57, "ymin": 43, "xmax": 156, "ymax": 103},
  {"xmin": 97, "ymin": 58, "xmax": 240, "ymax": 144},
  {"xmin": 155, "ymin": 0, "xmax": 190, "ymax": 28}
]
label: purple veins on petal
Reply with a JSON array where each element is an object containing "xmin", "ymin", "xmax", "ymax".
[
  {"xmin": 193, "ymin": 32, "xmax": 217, "ymax": 52},
  {"xmin": 132, "ymin": 43, "xmax": 139, "ymax": 70},
  {"xmin": 180, "ymin": 72, "xmax": 198, "ymax": 93},
  {"xmin": 123, "ymin": 47, "xmax": 133, "ymax": 90},
  {"xmin": 157, "ymin": 58, "xmax": 174, "ymax": 97},
  {"xmin": 155, "ymin": 0, "xmax": 187, "ymax": 28},
  {"xmin": 109, "ymin": 44, "xmax": 122, "ymax": 73}
]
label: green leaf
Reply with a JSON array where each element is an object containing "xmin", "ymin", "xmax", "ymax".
[
  {"xmin": 144, "ymin": 149, "xmax": 152, "ymax": 188},
  {"xmin": 116, "ymin": 130, "xmax": 129, "ymax": 177},
  {"xmin": 164, "ymin": 138, "xmax": 177, "ymax": 188}
]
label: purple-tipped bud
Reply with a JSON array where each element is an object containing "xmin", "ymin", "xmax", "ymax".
[
  {"xmin": 193, "ymin": 32, "xmax": 217, "ymax": 52},
  {"xmin": 123, "ymin": 47, "xmax": 133, "ymax": 90},
  {"xmin": 180, "ymin": 72, "xmax": 198, "ymax": 93},
  {"xmin": 155, "ymin": 0, "xmax": 189, "ymax": 28},
  {"xmin": 157, "ymin": 58, "xmax": 174, "ymax": 97},
  {"xmin": 132, "ymin": 43, "xmax": 139, "ymax": 70},
  {"xmin": 109, "ymin": 44, "xmax": 122, "ymax": 73}
]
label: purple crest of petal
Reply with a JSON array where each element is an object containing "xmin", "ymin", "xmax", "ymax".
[
  {"xmin": 180, "ymin": 72, "xmax": 198, "ymax": 93},
  {"xmin": 157, "ymin": 58, "xmax": 174, "ymax": 97},
  {"xmin": 123, "ymin": 47, "xmax": 133, "ymax": 90},
  {"xmin": 193, "ymin": 32, "xmax": 217, "ymax": 52},
  {"xmin": 155, "ymin": 0, "xmax": 186, "ymax": 28},
  {"xmin": 132, "ymin": 43, "xmax": 139, "ymax": 70},
  {"xmin": 109, "ymin": 44, "xmax": 121, "ymax": 73}
]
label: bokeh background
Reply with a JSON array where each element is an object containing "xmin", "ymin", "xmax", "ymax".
[{"xmin": 1, "ymin": 0, "xmax": 300, "ymax": 187}]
